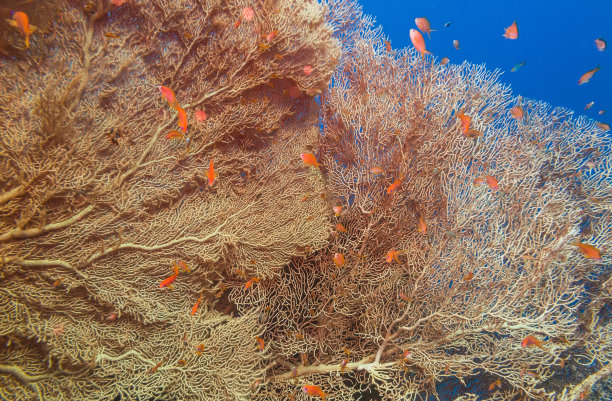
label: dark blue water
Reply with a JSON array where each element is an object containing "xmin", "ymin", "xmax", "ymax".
[{"xmin": 359, "ymin": 0, "xmax": 611, "ymax": 122}]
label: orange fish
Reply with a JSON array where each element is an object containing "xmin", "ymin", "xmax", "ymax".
[
  {"xmin": 191, "ymin": 292, "xmax": 203, "ymax": 315},
  {"xmin": 242, "ymin": 6, "xmax": 255, "ymax": 21},
  {"xmin": 464, "ymin": 129, "xmax": 482, "ymax": 139},
  {"xmin": 196, "ymin": 343, "xmax": 205, "ymax": 355},
  {"xmin": 8, "ymin": 11, "xmax": 35, "ymax": 48},
  {"xmin": 371, "ymin": 166, "xmax": 383, "ymax": 174},
  {"xmin": 304, "ymin": 65, "xmax": 314, "ymax": 75},
  {"xmin": 158, "ymin": 86, "xmax": 177, "ymax": 108},
  {"xmin": 333, "ymin": 253, "xmax": 345, "ymax": 267},
  {"xmin": 255, "ymin": 336, "xmax": 265, "ymax": 351},
  {"xmin": 195, "ymin": 110, "xmax": 207, "ymax": 122},
  {"xmin": 409, "ymin": 29, "xmax": 431, "ymax": 56},
  {"xmin": 489, "ymin": 379, "xmax": 501, "ymax": 391},
  {"xmin": 572, "ymin": 242, "xmax": 603, "ymax": 260},
  {"xmin": 160, "ymin": 263, "xmax": 179, "ymax": 288},
  {"xmin": 415, "ymin": 17, "xmax": 435, "ymax": 39},
  {"xmin": 244, "ymin": 277, "xmax": 261, "ymax": 290},
  {"xmin": 333, "ymin": 206, "xmax": 342, "ymax": 217},
  {"xmin": 440, "ymin": 57, "xmax": 449, "ymax": 65},
  {"xmin": 417, "ymin": 216, "xmax": 426, "ymax": 233},
  {"xmin": 457, "ymin": 112, "xmax": 471, "ymax": 132},
  {"xmin": 510, "ymin": 106, "xmax": 524, "ymax": 119},
  {"xmin": 578, "ymin": 66, "xmax": 600, "ymax": 85},
  {"xmin": 340, "ymin": 359, "xmax": 348, "ymax": 372},
  {"xmin": 150, "ymin": 359, "xmax": 164, "ymax": 373},
  {"xmin": 521, "ymin": 335, "xmax": 544, "ymax": 349},
  {"xmin": 301, "ymin": 153, "xmax": 320, "ymax": 168},
  {"xmin": 503, "ymin": 21, "xmax": 518, "ymax": 39},
  {"xmin": 595, "ymin": 37, "xmax": 606, "ymax": 52},
  {"xmin": 386, "ymin": 249, "xmax": 402, "ymax": 263},
  {"xmin": 453, "ymin": 39, "xmax": 460, "ymax": 50},
  {"xmin": 463, "ymin": 272, "xmax": 474, "ymax": 281},
  {"xmin": 584, "ymin": 101, "xmax": 595, "ymax": 110},
  {"xmin": 177, "ymin": 260, "xmax": 190, "ymax": 272},
  {"xmin": 266, "ymin": 30, "xmax": 278, "ymax": 42},
  {"xmin": 384, "ymin": 40, "xmax": 392, "ymax": 52},
  {"xmin": 206, "ymin": 159, "xmax": 217, "ymax": 187},
  {"xmin": 596, "ymin": 122, "xmax": 610, "ymax": 131},
  {"xmin": 473, "ymin": 177, "xmax": 485, "ymax": 187},
  {"xmin": 176, "ymin": 106, "xmax": 188, "ymax": 132},
  {"xmin": 302, "ymin": 385, "xmax": 327, "ymax": 400},
  {"xmin": 485, "ymin": 175, "xmax": 499, "ymax": 190},
  {"xmin": 386, "ymin": 176, "xmax": 403, "ymax": 194},
  {"xmin": 165, "ymin": 130, "xmax": 184, "ymax": 140},
  {"xmin": 335, "ymin": 223, "xmax": 347, "ymax": 233}
]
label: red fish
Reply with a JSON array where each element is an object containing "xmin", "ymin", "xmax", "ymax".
[
  {"xmin": 266, "ymin": 30, "xmax": 278, "ymax": 42},
  {"xmin": 489, "ymin": 379, "xmax": 502, "ymax": 391},
  {"xmin": 177, "ymin": 260, "xmax": 191, "ymax": 272},
  {"xmin": 457, "ymin": 112, "xmax": 471, "ymax": 132},
  {"xmin": 510, "ymin": 106, "xmax": 524, "ymax": 119},
  {"xmin": 333, "ymin": 253, "xmax": 345, "ymax": 267},
  {"xmin": 196, "ymin": 343, "xmax": 205, "ymax": 355},
  {"xmin": 578, "ymin": 66, "xmax": 600, "ymax": 85},
  {"xmin": 302, "ymin": 385, "xmax": 327, "ymax": 400},
  {"xmin": 335, "ymin": 223, "xmax": 347, "ymax": 233},
  {"xmin": 165, "ymin": 130, "xmax": 184, "ymax": 140},
  {"xmin": 304, "ymin": 65, "xmax": 314, "ymax": 76},
  {"xmin": 160, "ymin": 263, "xmax": 179, "ymax": 288},
  {"xmin": 176, "ymin": 106, "xmax": 188, "ymax": 132},
  {"xmin": 572, "ymin": 242, "xmax": 603, "ymax": 260},
  {"xmin": 386, "ymin": 249, "xmax": 402, "ymax": 263},
  {"xmin": 595, "ymin": 37, "xmax": 606, "ymax": 52},
  {"xmin": 191, "ymin": 292, "xmax": 203, "ymax": 315},
  {"xmin": 409, "ymin": 29, "xmax": 431, "ymax": 56},
  {"xmin": 503, "ymin": 21, "xmax": 518, "ymax": 39},
  {"xmin": 417, "ymin": 216, "xmax": 426, "ymax": 233},
  {"xmin": 244, "ymin": 277, "xmax": 260, "ymax": 290},
  {"xmin": 301, "ymin": 153, "xmax": 320, "ymax": 168},
  {"xmin": 386, "ymin": 176, "xmax": 403, "ymax": 194},
  {"xmin": 521, "ymin": 335, "xmax": 544, "ymax": 349},
  {"xmin": 485, "ymin": 175, "xmax": 499, "ymax": 190},
  {"xmin": 8, "ymin": 11, "xmax": 35, "ymax": 48},
  {"xmin": 333, "ymin": 206, "xmax": 342, "ymax": 217},
  {"xmin": 158, "ymin": 86, "xmax": 177, "ymax": 108},
  {"xmin": 415, "ymin": 17, "xmax": 435, "ymax": 39},
  {"xmin": 255, "ymin": 336, "xmax": 265, "ymax": 351},
  {"xmin": 440, "ymin": 57, "xmax": 449, "ymax": 65},
  {"xmin": 206, "ymin": 159, "xmax": 217, "ymax": 187}
]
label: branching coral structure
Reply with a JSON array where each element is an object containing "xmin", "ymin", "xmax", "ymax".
[{"xmin": 0, "ymin": 0, "xmax": 610, "ymax": 400}]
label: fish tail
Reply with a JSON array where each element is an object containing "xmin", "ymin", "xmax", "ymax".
[{"xmin": 25, "ymin": 34, "xmax": 29, "ymax": 48}]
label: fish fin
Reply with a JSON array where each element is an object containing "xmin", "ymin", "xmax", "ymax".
[
  {"xmin": 5, "ymin": 18, "xmax": 17, "ymax": 27},
  {"xmin": 167, "ymin": 284, "xmax": 173, "ymax": 290}
]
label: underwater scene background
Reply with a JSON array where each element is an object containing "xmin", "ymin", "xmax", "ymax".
[{"xmin": 0, "ymin": 0, "xmax": 610, "ymax": 400}]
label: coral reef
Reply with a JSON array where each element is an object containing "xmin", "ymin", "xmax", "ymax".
[{"xmin": 0, "ymin": 0, "xmax": 610, "ymax": 400}]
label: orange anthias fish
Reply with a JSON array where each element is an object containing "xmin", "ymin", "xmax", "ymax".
[
  {"xmin": 489, "ymin": 378, "xmax": 502, "ymax": 391},
  {"xmin": 503, "ymin": 21, "xmax": 519, "ymax": 39},
  {"xmin": 485, "ymin": 175, "xmax": 499, "ymax": 190},
  {"xmin": 304, "ymin": 65, "xmax": 314, "ymax": 76},
  {"xmin": 301, "ymin": 153, "xmax": 321, "ymax": 168},
  {"xmin": 473, "ymin": 177, "xmax": 485, "ymax": 187},
  {"xmin": 440, "ymin": 57, "xmax": 449, "ymax": 65},
  {"xmin": 386, "ymin": 176, "xmax": 403, "ymax": 194},
  {"xmin": 457, "ymin": 112, "xmax": 471, "ymax": 132},
  {"xmin": 176, "ymin": 106, "xmax": 188, "ymax": 132},
  {"xmin": 417, "ymin": 216, "xmax": 427, "ymax": 233},
  {"xmin": 595, "ymin": 37, "xmax": 606, "ymax": 52},
  {"xmin": 453, "ymin": 39, "xmax": 460, "ymax": 50},
  {"xmin": 206, "ymin": 159, "xmax": 217, "ymax": 187},
  {"xmin": 333, "ymin": 206, "xmax": 342, "ymax": 217},
  {"xmin": 584, "ymin": 101, "xmax": 595, "ymax": 110},
  {"xmin": 335, "ymin": 223, "xmax": 347, "ymax": 233},
  {"xmin": 386, "ymin": 249, "xmax": 402, "ymax": 263},
  {"xmin": 195, "ymin": 110, "xmax": 207, "ymax": 122},
  {"xmin": 409, "ymin": 29, "xmax": 431, "ymax": 56},
  {"xmin": 415, "ymin": 17, "xmax": 436, "ymax": 39},
  {"xmin": 158, "ymin": 86, "xmax": 177, "ymax": 108},
  {"xmin": 165, "ymin": 130, "xmax": 184, "ymax": 140},
  {"xmin": 244, "ymin": 277, "xmax": 261, "ymax": 290},
  {"xmin": 572, "ymin": 242, "xmax": 603, "ymax": 260},
  {"xmin": 521, "ymin": 335, "xmax": 545, "ymax": 349},
  {"xmin": 255, "ymin": 336, "xmax": 265, "ymax": 351},
  {"xmin": 160, "ymin": 263, "xmax": 180, "ymax": 288},
  {"xmin": 266, "ymin": 30, "xmax": 278, "ymax": 42},
  {"xmin": 333, "ymin": 253, "xmax": 345, "ymax": 267},
  {"xmin": 191, "ymin": 292, "xmax": 203, "ymax": 315},
  {"xmin": 302, "ymin": 385, "xmax": 327, "ymax": 400},
  {"xmin": 578, "ymin": 66, "xmax": 600, "ymax": 85},
  {"xmin": 510, "ymin": 106, "xmax": 524, "ymax": 119},
  {"xmin": 8, "ymin": 11, "xmax": 35, "ymax": 49},
  {"xmin": 196, "ymin": 343, "xmax": 205, "ymax": 355}
]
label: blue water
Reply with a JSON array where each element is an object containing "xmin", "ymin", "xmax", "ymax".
[{"xmin": 359, "ymin": 0, "xmax": 612, "ymax": 121}]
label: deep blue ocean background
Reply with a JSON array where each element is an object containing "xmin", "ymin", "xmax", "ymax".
[{"xmin": 359, "ymin": 0, "xmax": 611, "ymax": 123}]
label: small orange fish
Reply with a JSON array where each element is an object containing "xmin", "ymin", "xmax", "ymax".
[
  {"xmin": 384, "ymin": 40, "xmax": 392, "ymax": 52},
  {"xmin": 150, "ymin": 359, "xmax": 164, "ymax": 372},
  {"xmin": 371, "ymin": 166, "xmax": 383, "ymax": 174},
  {"xmin": 489, "ymin": 378, "xmax": 501, "ymax": 391},
  {"xmin": 572, "ymin": 242, "xmax": 603, "ymax": 260},
  {"xmin": 579, "ymin": 390, "xmax": 588, "ymax": 400},
  {"xmin": 584, "ymin": 101, "xmax": 595, "ymax": 110},
  {"xmin": 160, "ymin": 263, "xmax": 180, "ymax": 288},
  {"xmin": 196, "ymin": 343, "xmax": 205, "ymax": 355},
  {"xmin": 464, "ymin": 129, "xmax": 482, "ymax": 138},
  {"xmin": 473, "ymin": 177, "xmax": 485, "ymax": 187},
  {"xmin": 440, "ymin": 57, "xmax": 449, "ymax": 65},
  {"xmin": 255, "ymin": 336, "xmax": 265, "ymax": 351},
  {"xmin": 177, "ymin": 260, "xmax": 190, "ymax": 272},
  {"xmin": 386, "ymin": 249, "xmax": 402, "ymax": 263},
  {"xmin": 292, "ymin": 366, "xmax": 298, "ymax": 378},
  {"xmin": 176, "ymin": 106, "xmax": 188, "ymax": 132},
  {"xmin": 304, "ymin": 65, "xmax": 314, "ymax": 75},
  {"xmin": 521, "ymin": 335, "xmax": 544, "ymax": 349},
  {"xmin": 402, "ymin": 349, "xmax": 412, "ymax": 360},
  {"xmin": 415, "ymin": 17, "xmax": 436, "ymax": 39},
  {"xmin": 244, "ymin": 277, "xmax": 261, "ymax": 290},
  {"xmin": 191, "ymin": 292, "xmax": 203, "ymax": 315},
  {"xmin": 578, "ymin": 66, "xmax": 600, "ymax": 85},
  {"xmin": 111, "ymin": 0, "xmax": 126, "ymax": 5},
  {"xmin": 463, "ymin": 272, "xmax": 474, "ymax": 281},
  {"xmin": 333, "ymin": 206, "xmax": 342, "ymax": 217},
  {"xmin": 595, "ymin": 37, "xmax": 606, "ymax": 52},
  {"xmin": 457, "ymin": 112, "xmax": 471, "ymax": 132},
  {"xmin": 301, "ymin": 153, "xmax": 320, "ymax": 168},
  {"xmin": 165, "ymin": 130, "xmax": 184, "ymax": 140},
  {"xmin": 266, "ymin": 30, "xmax": 278, "ymax": 42},
  {"xmin": 195, "ymin": 110, "xmax": 207, "ymax": 122},
  {"xmin": 510, "ymin": 106, "xmax": 524, "ymax": 119},
  {"xmin": 409, "ymin": 29, "xmax": 431, "ymax": 56},
  {"xmin": 335, "ymin": 223, "xmax": 347, "ymax": 233},
  {"xmin": 106, "ymin": 312, "xmax": 118, "ymax": 322},
  {"xmin": 242, "ymin": 6, "xmax": 255, "ymax": 21},
  {"xmin": 301, "ymin": 352, "xmax": 308, "ymax": 366},
  {"xmin": 8, "ymin": 11, "xmax": 34, "ymax": 48},
  {"xmin": 503, "ymin": 21, "xmax": 519, "ymax": 39},
  {"xmin": 333, "ymin": 253, "xmax": 345, "ymax": 267},
  {"xmin": 158, "ymin": 86, "xmax": 177, "ymax": 108},
  {"xmin": 386, "ymin": 176, "xmax": 403, "ymax": 194},
  {"xmin": 53, "ymin": 278, "xmax": 61, "ymax": 287},
  {"xmin": 104, "ymin": 32, "xmax": 120, "ymax": 38},
  {"xmin": 596, "ymin": 122, "xmax": 610, "ymax": 131},
  {"xmin": 302, "ymin": 385, "xmax": 327, "ymax": 400},
  {"xmin": 206, "ymin": 159, "xmax": 217, "ymax": 187},
  {"xmin": 485, "ymin": 175, "xmax": 499, "ymax": 190},
  {"xmin": 417, "ymin": 216, "xmax": 426, "ymax": 233},
  {"xmin": 177, "ymin": 359, "xmax": 186, "ymax": 366},
  {"xmin": 453, "ymin": 39, "xmax": 460, "ymax": 49}
]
